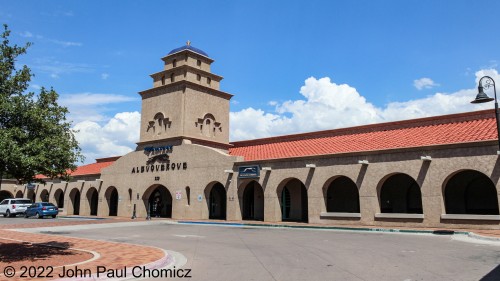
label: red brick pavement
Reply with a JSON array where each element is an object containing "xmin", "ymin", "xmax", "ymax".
[{"xmin": 0, "ymin": 218, "xmax": 170, "ymax": 281}]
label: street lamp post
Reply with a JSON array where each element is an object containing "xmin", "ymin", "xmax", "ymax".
[{"xmin": 471, "ymin": 76, "xmax": 500, "ymax": 152}]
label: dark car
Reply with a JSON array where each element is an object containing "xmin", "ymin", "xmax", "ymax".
[{"xmin": 25, "ymin": 202, "xmax": 59, "ymax": 219}]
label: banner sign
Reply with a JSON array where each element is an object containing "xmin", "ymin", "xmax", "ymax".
[{"xmin": 238, "ymin": 165, "xmax": 260, "ymax": 178}]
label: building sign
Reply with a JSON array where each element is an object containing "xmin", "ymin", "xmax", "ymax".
[
  {"xmin": 131, "ymin": 162, "xmax": 187, "ymax": 174},
  {"xmin": 238, "ymin": 165, "xmax": 260, "ymax": 178},
  {"xmin": 132, "ymin": 144, "xmax": 187, "ymax": 174},
  {"xmin": 144, "ymin": 145, "xmax": 173, "ymax": 153}
]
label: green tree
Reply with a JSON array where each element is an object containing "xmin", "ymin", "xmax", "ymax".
[{"xmin": 0, "ymin": 24, "xmax": 84, "ymax": 188}]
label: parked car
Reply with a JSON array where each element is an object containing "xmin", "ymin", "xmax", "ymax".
[
  {"xmin": 25, "ymin": 202, "xmax": 59, "ymax": 219},
  {"xmin": 0, "ymin": 198, "xmax": 33, "ymax": 217}
]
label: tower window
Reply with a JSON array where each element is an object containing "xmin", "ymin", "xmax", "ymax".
[
  {"xmin": 207, "ymin": 77, "xmax": 211, "ymax": 85},
  {"xmin": 170, "ymin": 73, "xmax": 175, "ymax": 83},
  {"xmin": 185, "ymin": 54, "xmax": 188, "ymax": 61},
  {"xmin": 173, "ymin": 59, "xmax": 177, "ymax": 67},
  {"xmin": 161, "ymin": 75, "xmax": 165, "ymax": 85},
  {"xmin": 197, "ymin": 60, "xmax": 201, "ymax": 66},
  {"xmin": 197, "ymin": 74, "xmax": 201, "ymax": 81}
]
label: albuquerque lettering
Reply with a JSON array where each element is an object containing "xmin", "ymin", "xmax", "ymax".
[{"xmin": 131, "ymin": 162, "xmax": 187, "ymax": 174}]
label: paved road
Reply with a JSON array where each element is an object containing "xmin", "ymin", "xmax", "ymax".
[{"xmin": 16, "ymin": 220, "xmax": 500, "ymax": 281}]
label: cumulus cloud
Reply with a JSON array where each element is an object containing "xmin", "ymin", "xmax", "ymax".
[
  {"xmin": 73, "ymin": 112, "xmax": 141, "ymax": 164},
  {"xmin": 101, "ymin": 73, "xmax": 110, "ymax": 80},
  {"xmin": 230, "ymin": 69, "xmax": 498, "ymax": 141},
  {"xmin": 70, "ymin": 68, "xmax": 499, "ymax": 163},
  {"xmin": 413, "ymin": 77, "xmax": 439, "ymax": 90},
  {"xmin": 60, "ymin": 92, "xmax": 138, "ymax": 124}
]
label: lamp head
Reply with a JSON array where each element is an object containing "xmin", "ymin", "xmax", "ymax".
[{"xmin": 471, "ymin": 85, "xmax": 494, "ymax": 104}]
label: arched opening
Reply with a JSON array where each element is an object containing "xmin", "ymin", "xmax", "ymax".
[
  {"xmin": 444, "ymin": 170, "xmax": 499, "ymax": 215},
  {"xmin": 70, "ymin": 189, "xmax": 81, "ymax": 215},
  {"xmin": 87, "ymin": 188, "xmax": 99, "ymax": 216},
  {"xmin": 206, "ymin": 182, "xmax": 226, "ymax": 220},
  {"xmin": 143, "ymin": 185, "xmax": 173, "ymax": 218},
  {"xmin": 15, "ymin": 191, "xmax": 23, "ymax": 198},
  {"xmin": 40, "ymin": 190, "xmax": 49, "ymax": 202},
  {"xmin": 106, "ymin": 187, "xmax": 119, "ymax": 216},
  {"xmin": 0, "ymin": 191, "xmax": 13, "ymax": 202},
  {"xmin": 379, "ymin": 173, "xmax": 422, "ymax": 214},
  {"xmin": 53, "ymin": 189, "xmax": 64, "ymax": 208},
  {"xmin": 27, "ymin": 190, "xmax": 36, "ymax": 203},
  {"xmin": 325, "ymin": 176, "xmax": 360, "ymax": 213},
  {"xmin": 278, "ymin": 178, "xmax": 308, "ymax": 222},
  {"xmin": 240, "ymin": 181, "xmax": 264, "ymax": 221}
]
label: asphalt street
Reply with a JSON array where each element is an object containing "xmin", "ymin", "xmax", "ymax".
[{"xmin": 5, "ymin": 217, "xmax": 499, "ymax": 281}]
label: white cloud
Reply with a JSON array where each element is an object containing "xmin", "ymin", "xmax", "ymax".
[
  {"xmin": 31, "ymin": 57, "xmax": 94, "ymax": 78},
  {"xmin": 69, "ymin": 68, "xmax": 499, "ymax": 163},
  {"xmin": 73, "ymin": 112, "xmax": 141, "ymax": 164},
  {"xmin": 59, "ymin": 92, "xmax": 138, "ymax": 123},
  {"xmin": 19, "ymin": 31, "xmax": 33, "ymax": 38},
  {"xmin": 230, "ymin": 69, "xmax": 498, "ymax": 141},
  {"xmin": 101, "ymin": 73, "xmax": 110, "ymax": 80},
  {"xmin": 413, "ymin": 77, "xmax": 439, "ymax": 90},
  {"xmin": 268, "ymin": 101, "xmax": 278, "ymax": 106},
  {"xmin": 49, "ymin": 39, "xmax": 82, "ymax": 47},
  {"xmin": 60, "ymin": 93, "xmax": 136, "ymax": 106}
]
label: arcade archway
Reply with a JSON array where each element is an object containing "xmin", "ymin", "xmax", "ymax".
[
  {"xmin": 69, "ymin": 188, "xmax": 81, "ymax": 215},
  {"xmin": 54, "ymin": 189, "xmax": 64, "ymax": 208},
  {"xmin": 444, "ymin": 170, "xmax": 499, "ymax": 215},
  {"xmin": 15, "ymin": 191, "xmax": 23, "ymax": 198},
  {"xmin": 205, "ymin": 182, "xmax": 226, "ymax": 220},
  {"xmin": 239, "ymin": 181, "xmax": 264, "ymax": 221},
  {"xmin": 324, "ymin": 176, "xmax": 360, "ymax": 213},
  {"xmin": 379, "ymin": 173, "xmax": 422, "ymax": 214},
  {"xmin": 87, "ymin": 188, "xmax": 99, "ymax": 216},
  {"xmin": 105, "ymin": 186, "xmax": 119, "ymax": 216},
  {"xmin": 40, "ymin": 189, "xmax": 49, "ymax": 202},
  {"xmin": 143, "ymin": 185, "xmax": 173, "ymax": 218},
  {"xmin": 277, "ymin": 178, "xmax": 308, "ymax": 222},
  {"xmin": 0, "ymin": 191, "xmax": 13, "ymax": 202}
]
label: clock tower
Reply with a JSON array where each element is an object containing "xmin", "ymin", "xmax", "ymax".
[{"xmin": 137, "ymin": 42, "xmax": 233, "ymax": 150}]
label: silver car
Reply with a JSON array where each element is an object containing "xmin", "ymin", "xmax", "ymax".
[{"xmin": 0, "ymin": 199, "xmax": 33, "ymax": 217}]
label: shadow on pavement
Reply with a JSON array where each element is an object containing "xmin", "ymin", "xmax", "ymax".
[
  {"xmin": 0, "ymin": 241, "xmax": 74, "ymax": 262},
  {"xmin": 481, "ymin": 264, "xmax": 500, "ymax": 281}
]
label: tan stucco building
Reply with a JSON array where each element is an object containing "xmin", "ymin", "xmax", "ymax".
[{"xmin": 1, "ymin": 44, "xmax": 499, "ymax": 230}]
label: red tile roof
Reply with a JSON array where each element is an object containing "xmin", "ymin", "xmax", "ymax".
[
  {"xmin": 35, "ymin": 157, "xmax": 119, "ymax": 179},
  {"xmin": 229, "ymin": 110, "xmax": 497, "ymax": 161}
]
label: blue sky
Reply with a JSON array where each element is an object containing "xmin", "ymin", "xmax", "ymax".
[{"xmin": 2, "ymin": 1, "xmax": 500, "ymax": 163}]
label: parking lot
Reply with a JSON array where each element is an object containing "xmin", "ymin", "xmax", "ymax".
[{"xmin": 2, "ymin": 216, "xmax": 499, "ymax": 281}]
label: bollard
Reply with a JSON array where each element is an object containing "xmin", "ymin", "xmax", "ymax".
[
  {"xmin": 146, "ymin": 202, "xmax": 151, "ymax": 220},
  {"xmin": 131, "ymin": 203, "xmax": 137, "ymax": 219}
]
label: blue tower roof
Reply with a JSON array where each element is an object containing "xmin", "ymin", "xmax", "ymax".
[{"xmin": 168, "ymin": 43, "xmax": 209, "ymax": 57}]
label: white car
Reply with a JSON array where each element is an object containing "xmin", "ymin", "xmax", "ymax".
[{"xmin": 0, "ymin": 198, "xmax": 33, "ymax": 217}]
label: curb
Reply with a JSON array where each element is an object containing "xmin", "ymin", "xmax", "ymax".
[
  {"xmin": 467, "ymin": 232, "xmax": 500, "ymax": 242},
  {"xmin": 177, "ymin": 220, "xmax": 471, "ymax": 236}
]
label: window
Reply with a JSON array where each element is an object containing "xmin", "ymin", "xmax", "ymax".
[
  {"xmin": 170, "ymin": 73, "xmax": 175, "ymax": 83},
  {"xmin": 197, "ymin": 74, "xmax": 201, "ymax": 81},
  {"xmin": 185, "ymin": 54, "xmax": 188, "ymax": 61},
  {"xmin": 207, "ymin": 77, "xmax": 211, "ymax": 85},
  {"xmin": 128, "ymin": 189, "xmax": 132, "ymax": 202},
  {"xmin": 186, "ymin": 187, "xmax": 191, "ymax": 205},
  {"xmin": 173, "ymin": 59, "xmax": 177, "ymax": 67},
  {"xmin": 161, "ymin": 75, "xmax": 165, "ymax": 85},
  {"xmin": 197, "ymin": 60, "xmax": 201, "ymax": 66}
]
